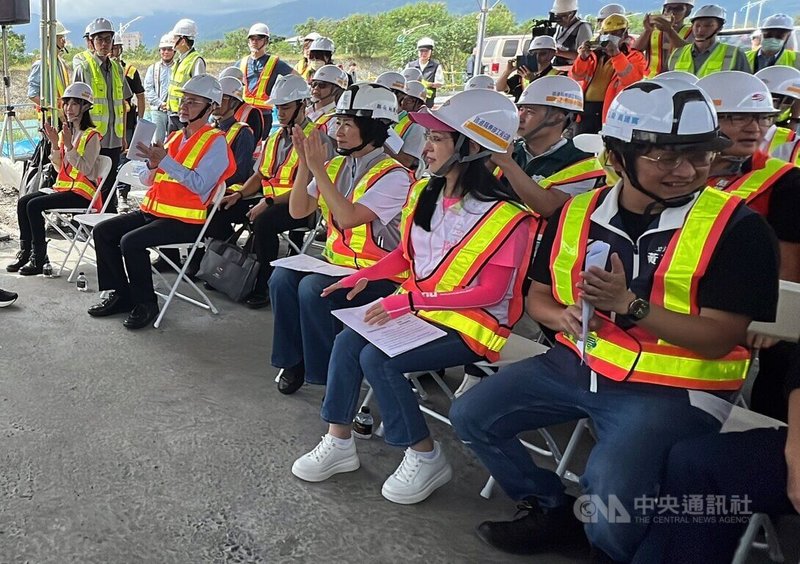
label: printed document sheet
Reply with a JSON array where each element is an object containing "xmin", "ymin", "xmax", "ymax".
[{"xmin": 271, "ymin": 254, "xmax": 358, "ymax": 277}]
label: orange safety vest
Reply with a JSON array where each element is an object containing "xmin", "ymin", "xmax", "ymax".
[
  {"xmin": 239, "ymin": 55, "xmax": 280, "ymax": 110},
  {"xmin": 259, "ymin": 121, "xmax": 316, "ymax": 198},
  {"xmin": 646, "ymin": 23, "xmax": 692, "ymax": 78},
  {"xmin": 550, "ymin": 187, "xmax": 751, "ymax": 391},
  {"xmin": 709, "ymin": 156, "xmax": 793, "ymax": 217},
  {"xmin": 394, "ymin": 112, "xmax": 413, "ymax": 138},
  {"xmin": 314, "ymin": 111, "xmax": 336, "ymax": 135},
  {"xmin": 397, "ymin": 179, "xmax": 534, "ymax": 361},
  {"xmin": 140, "ymin": 125, "xmax": 235, "ymax": 224},
  {"xmin": 52, "ymin": 128, "xmax": 103, "ymax": 211},
  {"xmin": 319, "ymin": 155, "xmax": 407, "ymax": 269}
]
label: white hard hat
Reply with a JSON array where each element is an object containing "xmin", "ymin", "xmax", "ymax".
[
  {"xmin": 159, "ymin": 34, "xmax": 174, "ymax": 49},
  {"xmin": 411, "ymin": 89, "xmax": 519, "ymax": 153},
  {"xmin": 416, "ymin": 37, "xmax": 435, "ymax": 49},
  {"xmin": 691, "ymin": 4, "xmax": 726, "ymax": 23},
  {"xmin": 598, "ymin": 3, "xmax": 626, "ymax": 19},
  {"xmin": 464, "ymin": 74, "xmax": 496, "ymax": 91},
  {"xmin": 663, "ymin": 0, "xmax": 695, "ymax": 5},
  {"xmin": 402, "ymin": 67, "xmax": 423, "ymax": 82},
  {"xmin": 656, "ymin": 70, "xmax": 699, "ymax": 84},
  {"xmin": 375, "ymin": 71, "xmax": 406, "ymax": 93},
  {"xmin": 309, "ymin": 37, "xmax": 335, "ymax": 54},
  {"xmin": 171, "ymin": 18, "xmax": 198, "ymax": 39},
  {"xmin": 83, "ymin": 23, "xmax": 92, "ymax": 38},
  {"xmin": 336, "ymin": 83, "xmax": 398, "ymax": 123},
  {"xmin": 55, "ymin": 21, "xmax": 69, "ymax": 36},
  {"xmin": 313, "ymin": 65, "xmax": 349, "ymax": 89},
  {"xmin": 248, "ymin": 23, "xmax": 270, "ymax": 38},
  {"xmin": 86, "ymin": 18, "xmax": 114, "ymax": 37},
  {"xmin": 303, "ymin": 32, "xmax": 322, "ymax": 42},
  {"xmin": 113, "ymin": 34, "xmax": 123, "ymax": 46},
  {"xmin": 219, "ymin": 77, "xmax": 244, "ymax": 102},
  {"xmin": 760, "ymin": 13, "xmax": 794, "ymax": 31},
  {"xmin": 529, "ymin": 35, "xmax": 557, "ymax": 51},
  {"xmin": 697, "ymin": 71, "xmax": 777, "ymax": 113},
  {"xmin": 404, "ymin": 80, "xmax": 428, "ymax": 103},
  {"xmin": 551, "ymin": 0, "xmax": 578, "ymax": 14},
  {"xmin": 62, "ymin": 82, "xmax": 94, "ymax": 104},
  {"xmin": 755, "ymin": 65, "xmax": 800, "ymax": 99},
  {"xmin": 219, "ymin": 66, "xmax": 244, "ymax": 82},
  {"xmin": 270, "ymin": 74, "xmax": 312, "ymax": 106},
  {"xmin": 518, "ymin": 75, "xmax": 583, "ymax": 112},
  {"xmin": 179, "ymin": 74, "xmax": 222, "ymax": 105}
]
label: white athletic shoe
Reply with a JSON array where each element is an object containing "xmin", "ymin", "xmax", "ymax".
[
  {"xmin": 454, "ymin": 373, "xmax": 482, "ymax": 398},
  {"xmin": 0, "ymin": 289, "xmax": 18, "ymax": 308},
  {"xmin": 291, "ymin": 434, "xmax": 360, "ymax": 482},
  {"xmin": 381, "ymin": 441, "xmax": 453, "ymax": 504}
]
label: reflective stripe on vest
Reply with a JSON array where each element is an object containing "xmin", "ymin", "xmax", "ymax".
[
  {"xmin": 223, "ymin": 122, "xmax": 249, "ymax": 191},
  {"xmin": 124, "ymin": 64, "xmax": 137, "ymax": 80},
  {"xmin": 259, "ymin": 121, "xmax": 316, "ymax": 198},
  {"xmin": 55, "ymin": 57, "xmax": 70, "ymax": 99},
  {"xmin": 746, "ymin": 49, "xmax": 798, "ymax": 71},
  {"xmin": 167, "ymin": 50, "xmax": 201, "ymax": 113},
  {"xmin": 768, "ymin": 127, "xmax": 795, "ymax": 154},
  {"xmin": 673, "ymin": 43, "xmax": 735, "ymax": 77},
  {"xmin": 314, "ymin": 111, "xmax": 335, "ymax": 134},
  {"xmin": 716, "ymin": 156, "xmax": 794, "ymax": 209},
  {"xmin": 394, "ymin": 112, "xmax": 413, "ymax": 138},
  {"xmin": 320, "ymin": 155, "xmax": 406, "ymax": 269},
  {"xmin": 538, "ymin": 157, "xmax": 605, "ymax": 190},
  {"xmin": 140, "ymin": 125, "xmax": 234, "ymax": 223},
  {"xmin": 647, "ymin": 24, "xmax": 692, "ymax": 78},
  {"xmin": 397, "ymin": 179, "xmax": 534, "ymax": 361},
  {"xmin": 550, "ymin": 187, "xmax": 750, "ymax": 390},
  {"xmin": 52, "ymin": 128, "xmax": 102, "ymax": 210},
  {"xmin": 239, "ymin": 55, "xmax": 280, "ymax": 110},
  {"xmin": 82, "ymin": 56, "xmax": 125, "ymax": 139}
]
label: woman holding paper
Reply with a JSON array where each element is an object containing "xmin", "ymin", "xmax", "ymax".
[
  {"xmin": 8, "ymin": 82, "xmax": 102, "ymax": 276},
  {"xmin": 290, "ymin": 89, "xmax": 535, "ymax": 505}
]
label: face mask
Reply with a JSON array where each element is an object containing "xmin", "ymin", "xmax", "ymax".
[
  {"xmin": 761, "ymin": 38, "xmax": 785, "ymax": 53},
  {"xmin": 308, "ymin": 59, "xmax": 323, "ymax": 71},
  {"xmin": 599, "ymin": 34, "xmax": 621, "ymax": 46}
]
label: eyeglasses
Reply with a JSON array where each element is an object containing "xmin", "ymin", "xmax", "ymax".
[
  {"xmin": 92, "ymin": 35, "xmax": 114, "ymax": 44},
  {"xmin": 310, "ymin": 81, "xmax": 332, "ymax": 90},
  {"xmin": 639, "ymin": 150, "xmax": 715, "ymax": 171},
  {"xmin": 423, "ymin": 132, "xmax": 451, "ymax": 144},
  {"xmin": 719, "ymin": 114, "xmax": 775, "ymax": 127},
  {"xmin": 178, "ymin": 98, "xmax": 207, "ymax": 108}
]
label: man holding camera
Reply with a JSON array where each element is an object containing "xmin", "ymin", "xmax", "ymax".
[
  {"xmin": 496, "ymin": 36, "xmax": 562, "ymax": 102},
  {"xmin": 635, "ymin": 1, "xmax": 695, "ymax": 77},
  {"xmin": 551, "ymin": 0, "xmax": 594, "ymax": 66}
]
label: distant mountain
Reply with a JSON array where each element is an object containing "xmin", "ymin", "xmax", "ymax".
[{"xmin": 16, "ymin": 0, "xmax": 783, "ymax": 51}]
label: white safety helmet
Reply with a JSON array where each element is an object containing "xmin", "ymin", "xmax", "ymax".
[
  {"xmin": 529, "ymin": 35, "xmax": 557, "ymax": 51},
  {"xmin": 62, "ymin": 82, "xmax": 94, "ymax": 104},
  {"xmin": 518, "ymin": 75, "xmax": 584, "ymax": 112},
  {"xmin": 248, "ymin": 23, "xmax": 270, "ymax": 38},
  {"xmin": 551, "ymin": 0, "xmax": 578, "ymax": 14},
  {"xmin": 690, "ymin": 4, "xmax": 726, "ymax": 23},
  {"xmin": 656, "ymin": 70, "xmax": 699, "ymax": 84},
  {"xmin": 312, "ymin": 65, "xmax": 350, "ymax": 89},
  {"xmin": 335, "ymin": 83, "xmax": 398, "ymax": 123},
  {"xmin": 303, "ymin": 32, "xmax": 322, "ymax": 42},
  {"xmin": 404, "ymin": 81, "xmax": 428, "ymax": 103},
  {"xmin": 697, "ymin": 71, "xmax": 777, "ymax": 114},
  {"xmin": 83, "ymin": 23, "xmax": 92, "ymax": 38},
  {"xmin": 113, "ymin": 34, "xmax": 123, "ymax": 46},
  {"xmin": 219, "ymin": 66, "xmax": 244, "ymax": 82},
  {"xmin": 664, "ymin": 0, "xmax": 694, "ymax": 5},
  {"xmin": 374, "ymin": 71, "xmax": 406, "ymax": 93},
  {"xmin": 179, "ymin": 74, "xmax": 223, "ymax": 106},
  {"xmin": 464, "ymin": 74, "xmax": 496, "ymax": 91},
  {"xmin": 309, "ymin": 37, "xmax": 335, "ymax": 54},
  {"xmin": 55, "ymin": 21, "xmax": 69, "ymax": 36},
  {"xmin": 760, "ymin": 13, "xmax": 794, "ymax": 31},
  {"xmin": 219, "ymin": 77, "xmax": 244, "ymax": 102},
  {"xmin": 755, "ymin": 65, "xmax": 800, "ymax": 99},
  {"xmin": 412, "ymin": 89, "xmax": 519, "ymax": 153},
  {"xmin": 159, "ymin": 34, "xmax": 174, "ymax": 49},
  {"xmin": 171, "ymin": 18, "xmax": 198, "ymax": 39},
  {"xmin": 402, "ymin": 67, "xmax": 423, "ymax": 82},
  {"xmin": 270, "ymin": 74, "xmax": 312, "ymax": 106},
  {"xmin": 416, "ymin": 37, "xmax": 435, "ymax": 49},
  {"xmin": 598, "ymin": 3, "xmax": 626, "ymax": 19},
  {"xmin": 86, "ymin": 18, "xmax": 114, "ymax": 37}
]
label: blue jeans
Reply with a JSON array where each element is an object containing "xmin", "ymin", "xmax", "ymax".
[
  {"xmin": 268, "ymin": 268, "xmax": 396, "ymax": 384},
  {"xmin": 322, "ymin": 326, "xmax": 481, "ymax": 446},
  {"xmin": 449, "ymin": 345, "xmax": 722, "ymax": 562}
]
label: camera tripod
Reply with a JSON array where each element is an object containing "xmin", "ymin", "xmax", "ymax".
[{"xmin": 0, "ymin": 24, "xmax": 36, "ymax": 162}]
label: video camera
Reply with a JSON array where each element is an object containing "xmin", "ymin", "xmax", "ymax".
[{"xmin": 530, "ymin": 13, "xmax": 557, "ymax": 38}]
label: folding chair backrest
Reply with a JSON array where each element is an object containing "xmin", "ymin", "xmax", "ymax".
[
  {"xmin": 116, "ymin": 160, "xmax": 148, "ymax": 191},
  {"xmin": 90, "ymin": 155, "xmax": 113, "ymax": 212},
  {"xmin": 749, "ymin": 280, "xmax": 800, "ymax": 343},
  {"xmin": 195, "ymin": 182, "xmax": 228, "ymax": 246}
]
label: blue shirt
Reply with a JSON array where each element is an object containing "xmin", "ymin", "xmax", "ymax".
[{"xmin": 240, "ymin": 54, "xmax": 294, "ymax": 94}]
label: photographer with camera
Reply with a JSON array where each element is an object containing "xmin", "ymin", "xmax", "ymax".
[
  {"xmin": 570, "ymin": 14, "xmax": 645, "ymax": 134},
  {"xmin": 496, "ymin": 36, "xmax": 562, "ymax": 102},
  {"xmin": 635, "ymin": 1, "xmax": 695, "ymax": 78},
  {"xmin": 551, "ymin": 0, "xmax": 593, "ymax": 66}
]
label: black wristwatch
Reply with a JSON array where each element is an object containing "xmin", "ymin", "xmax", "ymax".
[
  {"xmin": 264, "ymin": 197, "xmax": 274, "ymax": 208},
  {"xmin": 627, "ymin": 295, "xmax": 650, "ymax": 321}
]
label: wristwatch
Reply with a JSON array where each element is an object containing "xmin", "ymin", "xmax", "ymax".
[{"xmin": 627, "ymin": 295, "xmax": 650, "ymax": 321}]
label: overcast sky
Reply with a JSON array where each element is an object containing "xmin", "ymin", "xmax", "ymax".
[{"xmin": 36, "ymin": 0, "xmax": 284, "ymax": 21}]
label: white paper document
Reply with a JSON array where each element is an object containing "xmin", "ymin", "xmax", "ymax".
[
  {"xmin": 270, "ymin": 254, "xmax": 357, "ymax": 277},
  {"xmin": 332, "ymin": 301, "xmax": 447, "ymax": 357},
  {"xmin": 385, "ymin": 129, "xmax": 404, "ymax": 154},
  {"xmin": 579, "ymin": 240, "xmax": 611, "ymax": 361},
  {"xmin": 126, "ymin": 118, "xmax": 158, "ymax": 162}
]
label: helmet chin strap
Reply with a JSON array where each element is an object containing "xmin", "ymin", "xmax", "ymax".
[
  {"xmin": 337, "ymin": 139, "xmax": 370, "ymax": 156},
  {"xmin": 181, "ymin": 103, "xmax": 212, "ymax": 126},
  {"xmin": 430, "ymin": 134, "xmax": 491, "ymax": 177},
  {"xmin": 521, "ymin": 107, "xmax": 565, "ymax": 144},
  {"xmin": 620, "ymin": 152, "xmax": 697, "ymax": 220},
  {"xmin": 282, "ymin": 101, "xmax": 304, "ymax": 130}
]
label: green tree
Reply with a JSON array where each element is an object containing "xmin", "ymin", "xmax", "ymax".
[{"xmin": 4, "ymin": 30, "xmax": 27, "ymax": 65}]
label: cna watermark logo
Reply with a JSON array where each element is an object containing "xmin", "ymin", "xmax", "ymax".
[
  {"xmin": 574, "ymin": 495, "xmax": 631, "ymax": 524},
  {"xmin": 574, "ymin": 494, "xmax": 754, "ymax": 525}
]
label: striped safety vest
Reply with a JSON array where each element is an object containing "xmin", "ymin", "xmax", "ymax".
[
  {"xmin": 314, "ymin": 111, "xmax": 336, "ymax": 135},
  {"xmin": 646, "ymin": 23, "xmax": 692, "ymax": 78},
  {"xmin": 140, "ymin": 125, "xmax": 235, "ymax": 223},
  {"xmin": 319, "ymin": 155, "xmax": 406, "ymax": 269},
  {"xmin": 746, "ymin": 49, "xmax": 799, "ymax": 72},
  {"xmin": 710, "ymin": 156, "xmax": 794, "ymax": 217},
  {"xmin": 223, "ymin": 121, "xmax": 251, "ymax": 192},
  {"xmin": 550, "ymin": 187, "xmax": 751, "ymax": 390},
  {"xmin": 767, "ymin": 126, "xmax": 796, "ymax": 155},
  {"xmin": 239, "ymin": 55, "xmax": 280, "ymax": 110},
  {"xmin": 259, "ymin": 121, "xmax": 316, "ymax": 198},
  {"xmin": 394, "ymin": 112, "xmax": 414, "ymax": 138},
  {"xmin": 396, "ymin": 179, "xmax": 534, "ymax": 361},
  {"xmin": 671, "ymin": 42, "xmax": 737, "ymax": 77},
  {"xmin": 167, "ymin": 50, "xmax": 202, "ymax": 113},
  {"xmin": 52, "ymin": 128, "xmax": 102, "ymax": 211},
  {"xmin": 55, "ymin": 57, "xmax": 70, "ymax": 99},
  {"xmin": 81, "ymin": 55, "xmax": 125, "ymax": 139}
]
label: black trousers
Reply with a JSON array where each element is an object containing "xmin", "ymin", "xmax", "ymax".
[
  {"xmin": 99, "ymin": 147, "xmax": 122, "ymax": 213},
  {"xmin": 93, "ymin": 211, "xmax": 201, "ymax": 304},
  {"xmin": 16, "ymin": 190, "xmax": 88, "ymax": 244},
  {"xmin": 251, "ymin": 203, "xmax": 314, "ymax": 294},
  {"xmin": 204, "ymin": 198, "xmax": 257, "ymax": 242}
]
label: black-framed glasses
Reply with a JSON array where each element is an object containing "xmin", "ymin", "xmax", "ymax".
[
  {"xmin": 310, "ymin": 81, "xmax": 332, "ymax": 90},
  {"xmin": 719, "ymin": 113, "xmax": 775, "ymax": 127},
  {"xmin": 178, "ymin": 98, "xmax": 207, "ymax": 108},
  {"xmin": 639, "ymin": 150, "xmax": 715, "ymax": 171}
]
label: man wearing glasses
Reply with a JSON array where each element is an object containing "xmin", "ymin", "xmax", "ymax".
[
  {"xmin": 307, "ymin": 65, "xmax": 350, "ymax": 139},
  {"xmin": 405, "ymin": 37, "xmax": 444, "ymax": 108},
  {"xmin": 166, "ymin": 19, "xmax": 206, "ymax": 133},
  {"xmin": 635, "ymin": 0, "xmax": 695, "ymax": 78}
]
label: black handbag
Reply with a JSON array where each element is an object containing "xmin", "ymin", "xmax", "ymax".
[{"xmin": 196, "ymin": 226, "xmax": 260, "ymax": 302}]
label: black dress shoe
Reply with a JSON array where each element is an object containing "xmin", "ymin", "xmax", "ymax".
[
  {"xmin": 244, "ymin": 293, "xmax": 270, "ymax": 309},
  {"xmin": 88, "ymin": 292, "xmax": 133, "ymax": 317},
  {"xmin": 123, "ymin": 302, "xmax": 160, "ymax": 329},
  {"xmin": 277, "ymin": 363, "xmax": 305, "ymax": 395}
]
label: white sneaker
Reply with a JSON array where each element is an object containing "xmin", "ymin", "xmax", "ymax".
[
  {"xmin": 381, "ymin": 441, "xmax": 453, "ymax": 504},
  {"xmin": 291, "ymin": 435, "xmax": 360, "ymax": 482},
  {"xmin": 454, "ymin": 373, "xmax": 482, "ymax": 398}
]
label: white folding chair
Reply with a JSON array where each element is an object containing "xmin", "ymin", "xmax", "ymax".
[
  {"xmin": 122, "ymin": 161, "xmax": 151, "ymax": 207},
  {"xmin": 279, "ymin": 212, "xmax": 325, "ymax": 256},
  {"xmin": 41, "ymin": 155, "xmax": 113, "ymax": 276},
  {"xmin": 149, "ymin": 182, "xmax": 227, "ymax": 329},
  {"xmin": 67, "ymin": 161, "xmax": 141, "ymax": 282}
]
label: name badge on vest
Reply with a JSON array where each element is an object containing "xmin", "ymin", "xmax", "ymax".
[{"xmin": 712, "ymin": 177, "xmax": 731, "ymax": 188}]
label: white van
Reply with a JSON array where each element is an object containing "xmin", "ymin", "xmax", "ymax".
[{"xmin": 480, "ymin": 35, "xmax": 533, "ymax": 79}]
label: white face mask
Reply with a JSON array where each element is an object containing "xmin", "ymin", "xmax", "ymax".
[
  {"xmin": 599, "ymin": 34, "xmax": 622, "ymax": 46},
  {"xmin": 308, "ymin": 59, "xmax": 324, "ymax": 71}
]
